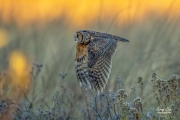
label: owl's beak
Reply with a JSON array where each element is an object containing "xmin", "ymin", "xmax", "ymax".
[{"xmin": 74, "ymin": 33, "xmax": 78, "ymax": 42}]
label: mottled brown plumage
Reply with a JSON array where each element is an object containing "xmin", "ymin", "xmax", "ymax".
[{"xmin": 74, "ymin": 30, "xmax": 129, "ymax": 94}]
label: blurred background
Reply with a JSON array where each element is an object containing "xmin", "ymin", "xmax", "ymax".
[{"xmin": 0, "ymin": 0, "xmax": 180, "ymax": 112}]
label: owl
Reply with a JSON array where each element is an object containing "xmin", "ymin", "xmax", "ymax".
[{"xmin": 74, "ymin": 30, "xmax": 129, "ymax": 94}]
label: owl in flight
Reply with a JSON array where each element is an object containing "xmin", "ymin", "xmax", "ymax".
[{"xmin": 74, "ymin": 30, "xmax": 129, "ymax": 94}]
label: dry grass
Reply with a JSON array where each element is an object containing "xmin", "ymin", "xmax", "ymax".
[{"xmin": 0, "ymin": 2, "xmax": 180, "ymax": 119}]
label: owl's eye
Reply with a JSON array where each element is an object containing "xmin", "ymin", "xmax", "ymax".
[{"xmin": 77, "ymin": 33, "xmax": 83, "ymax": 43}]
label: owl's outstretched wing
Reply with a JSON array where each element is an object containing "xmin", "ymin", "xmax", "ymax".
[{"xmin": 88, "ymin": 37, "xmax": 118, "ymax": 94}]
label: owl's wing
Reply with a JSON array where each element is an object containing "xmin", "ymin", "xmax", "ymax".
[{"xmin": 88, "ymin": 37, "xmax": 118, "ymax": 94}]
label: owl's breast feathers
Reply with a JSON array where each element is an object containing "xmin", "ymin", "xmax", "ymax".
[
  {"xmin": 76, "ymin": 43, "xmax": 88, "ymax": 63},
  {"xmin": 75, "ymin": 43, "xmax": 91, "ymax": 89}
]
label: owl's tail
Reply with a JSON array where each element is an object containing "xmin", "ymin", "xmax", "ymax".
[{"xmin": 115, "ymin": 36, "xmax": 129, "ymax": 42}]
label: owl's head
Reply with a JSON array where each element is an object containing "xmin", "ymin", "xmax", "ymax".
[{"xmin": 74, "ymin": 30, "xmax": 91, "ymax": 44}]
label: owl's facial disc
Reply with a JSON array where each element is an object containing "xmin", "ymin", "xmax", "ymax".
[
  {"xmin": 75, "ymin": 32, "xmax": 83, "ymax": 43},
  {"xmin": 83, "ymin": 33, "xmax": 91, "ymax": 44},
  {"xmin": 75, "ymin": 31, "xmax": 91, "ymax": 44}
]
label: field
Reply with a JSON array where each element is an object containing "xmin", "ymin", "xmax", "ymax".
[{"xmin": 0, "ymin": 0, "xmax": 180, "ymax": 119}]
